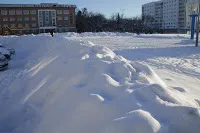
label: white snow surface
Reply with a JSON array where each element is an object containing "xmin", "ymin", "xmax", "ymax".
[{"xmin": 0, "ymin": 33, "xmax": 200, "ymax": 133}]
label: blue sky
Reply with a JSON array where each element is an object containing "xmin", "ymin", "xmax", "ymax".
[{"xmin": 1, "ymin": 0, "xmax": 155, "ymax": 18}]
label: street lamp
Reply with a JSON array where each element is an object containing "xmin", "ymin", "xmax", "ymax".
[
  {"xmin": 189, "ymin": 14, "xmax": 198, "ymax": 40},
  {"xmin": 195, "ymin": 0, "xmax": 200, "ymax": 47},
  {"xmin": 188, "ymin": 2, "xmax": 198, "ymax": 40}
]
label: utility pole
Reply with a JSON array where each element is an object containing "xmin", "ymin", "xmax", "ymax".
[{"xmin": 195, "ymin": 0, "xmax": 200, "ymax": 47}]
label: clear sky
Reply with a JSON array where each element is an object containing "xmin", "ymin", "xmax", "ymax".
[{"xmin": 0, "ymin": 0, "xmax": 156, "ymax": 18}]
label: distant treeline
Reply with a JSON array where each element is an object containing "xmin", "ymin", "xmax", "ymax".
[{"xmin": 76, "ymin": 8, "xmax": 162, "ymax": 34}]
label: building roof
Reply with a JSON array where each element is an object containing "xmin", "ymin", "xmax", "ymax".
[
  {"xmin": 0, "ymin": 3, "xmax": 76, "ymax": 8},
  {"xmin": 142, "ymin": 0, "xmax": 162, "ymax": 7}
]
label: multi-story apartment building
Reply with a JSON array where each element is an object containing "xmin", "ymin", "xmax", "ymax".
[
  {"xmin": 142, "ymin": 1, "xmax": 163, "ymax": 29},
  {"xmin": 155, "ymin": 1, "xmax": 163, "ymax": 29},
  {"xmin": 162, "ymin": 0, "xmax": 179, "ymax": 31},
  {"xmin": 142, "ymin": 0, "xmax": 198, "ymax": 33},
  {"xmin": 142, "ymin": 2, "xmax": 156, "ymax": 17},
  {"xmin": 178, "ymin": 0, "xmax": 187, "ymax": 30},
  {"xmin": 0, "ymin": 3, "xmax": 76, "ymax": 35}
]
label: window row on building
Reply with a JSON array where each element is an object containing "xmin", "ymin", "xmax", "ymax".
[
  {"xmin": 0, "ymin": 23, "xmax": 37, "ymax": 28},
  {"xmin": 1, "ymin": 16, "xmax": 69, "ymax": 22},
  {"xmin": 142, "ymin": 0, "xmax": 197, "ymax": 31},
  {"xmin": 0, "ymin": 9, "xmax": 69, "ymax": 15},
  {"xmin": 1, "ymin": 10, "xmax": 36, "ymax": 15},
  {"xmin": 2, "ymin": 17, "xmax": 37, "ymax": 21},
  {"xmin": 1, "ymin": 19, "xmax": 71, "ymax": 28}
]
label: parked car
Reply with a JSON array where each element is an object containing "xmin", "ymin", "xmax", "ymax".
[
  {"xmin": 0, "ymin": 45, "xmax": 15, "ymax": 55},
  {"xmin": 0, "ymin": 53, "xmax": 8, "ymax": 70},
  {"xmin": 0, "ymin": 47, "xmax": 11, "ymax": 60}
]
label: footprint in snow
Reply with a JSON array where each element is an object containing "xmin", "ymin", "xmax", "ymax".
[
  {"xmin": 75, "ymin": 84, "xmax": 86, "ymax": 88},
  {"xmin": 165, "ymin": 78, "xmax": 173, "ymax": 81},
  {"xmin": 172, "ymin": 87, "xmax": 186, "ymax": 92}
]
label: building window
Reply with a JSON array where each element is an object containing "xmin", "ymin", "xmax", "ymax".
[
  {"xmin": 17, "ymin": 17, "xmax": 22, "ymax": 21},
  {"xmin": 25, "ymin": 17, "xmax": 30, "ymax": 21},
  {"xmin": 70, "ymin": 15, "xmax": 73, "ymax": 24},
  {"xmin": 64, "ymin": 16, "xmax": 69, "ymax": 20},
  {"xmin": 58, "ymin": 28, "xmax": 64, "ymax": 32},
  {"xmin": 32, "ymin": 23, "xmax": 37, "ymax": 27},
  {"xmin": 31, "ymin": 17, "xmax": 36, "ymax": 21},
  {"xmin": 19, "ymin": 30, "xmax": 23, "ymax": 34},
  {"xmin": 65, "ymin": 28, "xmax": 69, "ymax": 32},
  {"xmin": 25, "ymin": 24, "xmax": 29, "ymax": 27},
  {"xmin": 39, "ymin": 11, "xmax": 42, "ymax": 16},
  {"xmin": 63, "ymin": 10, "xmax": 69, "ymax": 14},
  {"xmin": 18, "ymin": 24, "xmax": 22, "ymax": 28},
  {"xmin": 57, "ymin": 10, "xmax": 62, "ymax": 14},
  {"xmin": 30, "ymin": 10, "xmax": 36, "ymax": 15},
  {"xmin": 11, "ymin": 24, "xmax": 16, "ymax": 28},
  {"xmin": 25, "ymin": 30, "xmax": 30, "ymax": 33},
  {"xmin": 16, "ymin": 10, "xmax": 22, "ymax": 15},
  {"xmin": 3, "ymin": 18, "xmax": 8, "ymax": 21},
  {"xmin": 31, "ymin": 29, "xmax": 37, "ymax": 33},
  {"xmin": 45, "ymin": 11, "xmax": 49, "ymax": 15},
  {"xmin": 64, "ymin": 20, "xmax": 69, "ymax": 25},
  {"xmin": 3, "ymin": 24, "xmax": 8, "ymax": 27},
  {"xmin": 10, "ymin": 17, "xmax": 15, "ymax": 21},
  {"xmin": 9, "ymin": 10, "xmax": 15, "ymax": 15},
  {"xmin": 39, "ymin": 22, "xmax": 43, "ymax": 27},
  {"xmin": 1, "ymin": 10, "xmax": 7, "ymax": 15},
  {"xmin": 52, "ymin": 17, "xmax": 56, "ymax": 26},
  {"xmin": 52, "ymin": 11, "xmax": 56, "ymax": 16},
  {"xmin": 45, "ymin": 17, "xmax": 49, "ymax": 22},
  {"xmin": 23, "ymin": 10, "xmax": 29, "ymax": 15},
  {"xmin": 57, "ymin": 16, "xmax": 62, "ymax": 20}
]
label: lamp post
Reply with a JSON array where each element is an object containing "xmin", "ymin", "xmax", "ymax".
[
  {"xmin": 195, "ymin": 0, "xmax": 200, "ymax": 47},
  {"xmin": 190, "ymin": 14, "xmax": 198, "ymax": 39}
]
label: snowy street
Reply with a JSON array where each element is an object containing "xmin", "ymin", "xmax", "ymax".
[{"xmin": 0, "ymin": 33, "xmax": 200, "ymax": 133}]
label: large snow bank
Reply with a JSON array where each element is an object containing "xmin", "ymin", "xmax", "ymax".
[
  {"xmin": 0, "ymin": 34, "xmax": 199, "ymax": 133},
  {"xmin": 32, "ymin": 32, "xmax": 136, "ymax": 37}
]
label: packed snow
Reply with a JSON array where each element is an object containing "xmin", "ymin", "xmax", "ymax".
[{"xmin": 0, "ymin": 33, "xmax": 200, "ymax": 133}]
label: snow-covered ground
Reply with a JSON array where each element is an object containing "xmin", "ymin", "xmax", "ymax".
[
  {"xmin": 76, "ymin": 34, "xmax": 200, "ymax": 99},
  {"xmin": 0, "ymin": 33, "xmax": 200, "ymax": 133}
]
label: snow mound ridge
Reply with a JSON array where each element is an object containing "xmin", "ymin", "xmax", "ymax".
[
  {"xmin": 0, "ymin": 34, "xmax": 199, "ymax": 133},
  {"xmin": 32, "ymin": 32, "xmax": 136, "ymax": 37},
  {"xmin": 107, "ymin": 109, "xmax": 161, "ymax": 133}
]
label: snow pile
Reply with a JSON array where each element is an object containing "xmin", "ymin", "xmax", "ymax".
[
  {"xmin": 50, "ymin": 32, "xmax": 136, "ymax": 37},
  {"xmin": 0, "ymin": 34, "xmax": 200, "ymax": 133},
  {"xmin": 136, "ymin": 34, "xmax": 189, "ymax": 39},
  {"xmin": 79, "ymin": 32, "xmax": 136, "ymax": 37}
]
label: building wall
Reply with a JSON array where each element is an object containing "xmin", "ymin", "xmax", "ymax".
[
  {"xmin": 142, "ymin": 2, "xmax": 156, "ymax": 17},
  {"xmin": 142, "ymin": 0, "xmax": 199, "ymax": 33},
  {"xmin": 162, "ymin": 0, "xmax": 179, "ymax": 29},
  {"xmin": 0, "ymin": 3, "xmax": 76, "ymax": 35},
  {"xmin": 155, "ymin": 1, "xmax": 163, "ymax": 29},
  {"xmin": 142, "ymin": 1, "xmax": 163, "ymax": 29}
]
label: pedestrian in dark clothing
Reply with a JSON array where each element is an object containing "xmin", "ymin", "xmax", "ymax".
[{"xmin": 50, "ymin": 29, "xmax": 54, "ymax": 37}]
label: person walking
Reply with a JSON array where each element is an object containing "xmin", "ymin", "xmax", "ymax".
[{"xmin": 50, "ymin": 29, "xmax": 55, "ymax": 37}]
